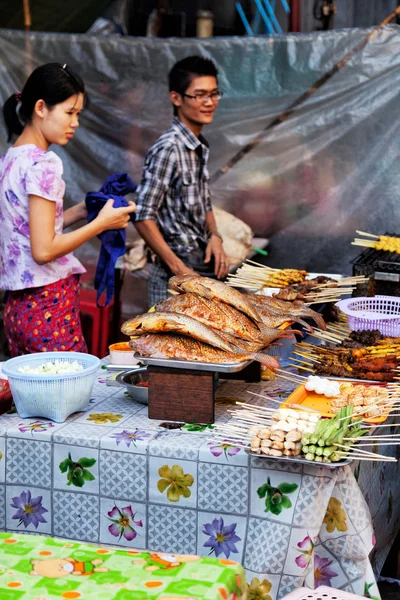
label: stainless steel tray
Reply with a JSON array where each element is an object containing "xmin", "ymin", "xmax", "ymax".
[
  {"xmin": 106, "ymin": 364, "xmax": 143, "ymax": 372},
  {"xmin": 134, "ymin": 354, "xmax": 251, "ymax": 373},
  {"xmin": 245, "ymin": 448, "xmax": 352, "ymax": 469}
]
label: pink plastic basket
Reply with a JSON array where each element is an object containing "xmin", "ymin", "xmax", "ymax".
[
  {"xmin": 336, "ymin": 295, "xmax": 400, "ymax": 337},
  {"xmin": 280, "ymin": 586, "xmax": 366, "ymax": 600}
]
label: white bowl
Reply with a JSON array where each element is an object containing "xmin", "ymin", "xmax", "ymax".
[{"xmin": 109, "ymin": 343, "xmax": 139, "ymax": 365}]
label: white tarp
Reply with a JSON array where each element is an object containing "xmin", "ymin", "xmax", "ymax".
[{"xmin": 1, "ymin": 26, "xmax": 400, "ymax": 275}]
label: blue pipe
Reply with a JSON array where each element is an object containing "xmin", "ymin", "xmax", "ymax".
[
  {"xmin": 280, "ymin": 0, "xmax": 291, "ymax": 14},
  {"xmin": 254, "ymin": 0, "xmax": 275, "ymax": 34},
  {"xmin": 262, "ymin": 0, "xmax": 283, "ymax": 33},
  {"xmin": 235, "ymin": 1, "xmax": 254, "ymax": 35},
  {"xmin": 253, "ymin": 7, "xmax": 261, "ymax": 34}
]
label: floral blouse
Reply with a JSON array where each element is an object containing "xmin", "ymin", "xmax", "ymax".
[{"xmin": 0, "ymin": 144, "xmax": 85, "ymax": 290}]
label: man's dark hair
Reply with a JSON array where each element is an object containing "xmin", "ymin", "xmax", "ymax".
[{"xmin": 168, "ymin": 55, "xmax": 218, "ymax": 96}]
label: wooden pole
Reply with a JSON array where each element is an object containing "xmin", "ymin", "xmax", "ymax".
[
  {"xmin": 23, "ymin": 0, "xmax": 31, "ymax": 29},
  {"xmin": 23, "ymin": 0, "xmax": 32, "ymax": 77}
]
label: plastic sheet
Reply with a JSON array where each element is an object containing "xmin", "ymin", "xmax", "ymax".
[{"xmin": 1, "ymin": 26, "xmax": 400, "ymax": 276}]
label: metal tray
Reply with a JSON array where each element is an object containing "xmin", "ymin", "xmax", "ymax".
[
  {"xmin": 134, "ymin": 354, "xmax": 252, "ymax": 373},
  {"xmin": 245, "ymin": 448, "xmax": 352, "ymax": 469},
  {"xmin": 106, "ymin": 364, "xmax": 143, "ymax": 372}
]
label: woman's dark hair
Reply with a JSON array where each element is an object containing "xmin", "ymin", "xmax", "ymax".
[
  {"xmin": 2, "ymin": 62, "xmax": 88, "ymax": 142},
  {"xmin": 168, "ymin": 55, "xmax": 218, "ymax": 115}
]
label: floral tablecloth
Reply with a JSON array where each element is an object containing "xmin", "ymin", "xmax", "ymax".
[
  {"xmin": 0, "ymin": 531, "xmax": 245, "ymax": 599},
  {"xmin": 0, "ymin": 367, "xmax": 396, "ymax": 600}
]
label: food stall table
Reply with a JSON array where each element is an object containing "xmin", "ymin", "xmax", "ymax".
[
  {"xmin": 0, "ymin": 531, "xmax": 245, "ymax": 599},
  {"xmin": 0, "ymin": 367, "xmax": 397, "ymax": 600}
]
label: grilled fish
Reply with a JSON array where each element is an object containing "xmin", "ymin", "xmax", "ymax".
[
  {"xmin": 248, "ymin": 295, "xmax": 313, "ymax": 333},
  {"xmin": 156, "ymin": 293, "xmax": 265, "ymax": 342},
  {"xmin": 121, "ymin": 312, "xmax": 238, "ymax": 353},
  {"xmin": 129, "ymin": 333, "xmax": 280, "ymax": 370},
  {"xmin": 169, "ymin": 275, "xmax": 262, "ymax": 324},
  {"xmin": 248, "ymin": 295, "xmax": 325, "ymax": 331},
  {"xmin": 155, "ymin": 293, "xmax": 298, "ymax": 349}
]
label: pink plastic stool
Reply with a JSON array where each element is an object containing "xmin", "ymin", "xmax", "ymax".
[{"xmin": 280, "ymin": 586, "xmax": 366, "ymax": 600}]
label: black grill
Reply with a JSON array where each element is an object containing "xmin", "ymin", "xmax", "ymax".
[{"xmin": 351, "ymin": 234, "xmax": 400, "ymax": 296}]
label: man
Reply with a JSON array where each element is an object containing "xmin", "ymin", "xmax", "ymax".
[{"xmin": 134, "ymin": 55, "xmax": 229, "ymax": 306}]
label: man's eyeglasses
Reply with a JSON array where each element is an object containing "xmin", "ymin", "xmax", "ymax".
[{"xmin": 182, "ymin": 91, "xmax": 223, "ymax": 104}]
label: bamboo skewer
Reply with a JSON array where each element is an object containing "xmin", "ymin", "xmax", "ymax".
[
  {"xmin": 356, "ymin": 230, "xmax": 379, "ymax": 238},
  {"xmin": 344, "ymin": 434, "xmax": 400, "ymax": 440},
  {"xmin": 334, "ymin": 443, "xmax": 397, "ymax": 458},
  {"xmin": 275, "ymin": 372, "xmax": 306, "ymax": 385},
  {"xmin": 336, "ymin": 455, "xmax": 395, "ymax": 462},
  {"xmin": 247, "ymin": 391, "xmax": 286, "ymax": 404},
  {"xmin": 354, "ymin": 442, "xmax": 400, "ymax": 447},
  {"xmin": 233, "ymin": 402, "xmax": 278, "ymax": 414},
  {"xmin": 276, "ymin": 367, "xmax": 306, "ymax": 378},
  {"xmin": 227, "ymin": 415, "xmax": 272, "ymax": 427},
  {"xmin": 356, "ymin": 423, "xmax": 400, "ymax": 429},
  {"xmin": 290, "ymin": 357, "xmax": 316, "ymax": 366},
  {"xmin": 286, "ymin": 363, "xmax": 314, "ymax": 373}
]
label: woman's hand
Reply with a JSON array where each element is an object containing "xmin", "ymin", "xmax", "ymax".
[
  {"xmin": 204, "ymin": 235, "xmax": 229, "ymax": 280},
  {"xmin": 96, "ymin": 199, "xmax": 136, "ymax": 232}
]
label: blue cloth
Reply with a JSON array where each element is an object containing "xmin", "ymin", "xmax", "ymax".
[{"xmin": 85, "ymin": 173, "xmax": 136, "ymax": 307}]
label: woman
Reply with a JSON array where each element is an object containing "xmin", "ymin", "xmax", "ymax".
[{"xmin": 0, "ymin": 62, "xmax": 136, "ymax": 356}]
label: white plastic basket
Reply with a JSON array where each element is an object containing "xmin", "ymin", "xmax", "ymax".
[
  {"xmin": 2, "ymin": 352, "xmax": 101, "ymax": 422},
  {"xmin": 280, "ymin": 586, "xmax": 366, "ymax": 600},
  {"xmin": 336, "ymin": 295, "xmax": 400, "ymax": 337}
]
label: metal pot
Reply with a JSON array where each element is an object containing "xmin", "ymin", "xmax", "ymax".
[{"xmin": 116, "ymin": 367, "xmax": 148, "ymax": 405}]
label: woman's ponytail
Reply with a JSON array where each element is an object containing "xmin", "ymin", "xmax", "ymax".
[{"xmin": 2, "ymin": 94, "xmax": 23, "ymax": 142}]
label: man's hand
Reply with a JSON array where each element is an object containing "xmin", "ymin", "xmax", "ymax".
[{"xmin": 204, "ymin": 235, "xmax": 229, "ymax": 280}]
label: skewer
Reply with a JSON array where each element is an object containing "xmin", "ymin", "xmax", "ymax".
[
  {"xmin": 215, "ymin": 421, "xmax": 254, "ymax": 431},
  {"xmin": 306, "ymin": 332, "xmax": 344, "ymax": 343},
  {"xmin": 209, "ymin": 429, "xmax": 250, "ymax": 438},
  {"xmin": 336, "ymin": 455, "xmax": 396, "ymax": 462},
  {"xmin": 274, "ymin": 371, "xmax": 306, "ymax": 385},
  {"xmin": 232, "ymin": 405, "xmax": 276, "ymax": 417},
  {"xmin": 354, "ymin": 442, "xmax": 400, "ymax": 446},
  {"xmin": 227, "ymin": 415, "xmax": 272, "ymax": 427},
  {"xmin": 293, "ymin": 351, "xmax": 319, "ymax": 361},
  {"xmin": 247, "ymin": 391, "xmax": 285, "ymax": 404},
  {"xmin": 275, "ymin": 368, "xmax": 306, "ymax": 379},
  {"xmin": 215, "ymin": 423, "xmax": 253, "ymax": 432},
  {"xmin": 356, "ymin": 423, "xmax": 400, "ymax": 429},
  {"xmin": 355, "ymin": 230, "xmax": 380, "ymax": 238},
  {"xmin": 213, "ymin": 432, "xmax": 252, "ymax": 441},
  {"xmin": 334, "ymin": 444, "xmax": 396, "ymax": 461},
  {"xmin": 229, "ymin": 414, "xmax": 264, "ymax": 423},
  {"xmin": 334, "ymin": 443, "xmax": 396, "ymax": 458},
  {"xmin": 208, "ymin": 435, "xmax": 249, "ymax": 444},
  {"xmin": 233, "ymin": 402, "xmax": 277, "ymax": 414},
  {"xmin": 286, "ymin": 363, "xmax": 314, "ymax": 373},
  {"xmin": 293, "ymin": 348, "xmax": 319, "ymax": 358},
  {"xmin": 343, "ymin": 433, "xmax": 400, "ymax": 440},
  {"xmin": 340, "ymin": 408, "xmax": 387, "ymax": 422},
  {"xmin": 290, "ymin": 357, "xmax": 316, "ymax": 366},
  {"xmin": 214, "ymin": 428, "xmax": 254, "ymax": 437}
]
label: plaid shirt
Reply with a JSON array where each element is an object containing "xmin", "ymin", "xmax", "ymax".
[{"xmin": 135, "ymin": 117, "xmax": 212, "ymax": 254}]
